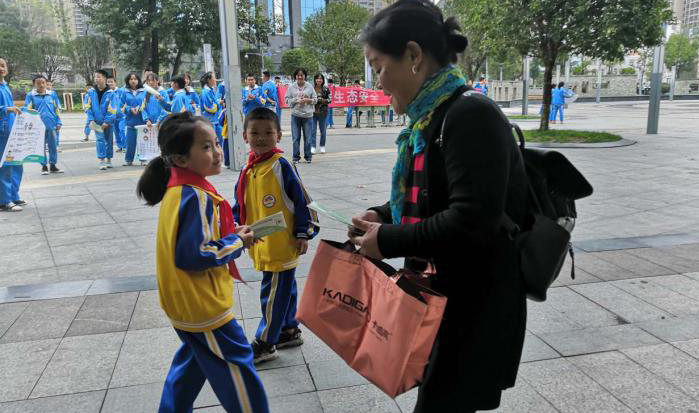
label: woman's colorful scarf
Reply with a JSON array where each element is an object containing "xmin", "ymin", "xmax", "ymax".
[{"xmin": 389, "ymin": 65, "xmax": 465, "ymax": 224}]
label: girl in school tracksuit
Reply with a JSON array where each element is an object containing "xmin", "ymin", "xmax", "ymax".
[
  {"xmin": 184, "ymin": 73, "xmax": 200, "ymax": 114},
  {"xmin": 233, "ymin": 107, "xmax": 318, "ymax": 363},
  {"xmin": 82, "ymin": 87, "xmax": 92, "ymax": 141},
  {"xmin": 0, "ymin": 58, "xmax": 25, "ymax": 212},
  {"xmin": 161, "ymin": 77, "xmax": 194, "ymax": 121},
  {"xmin": 550, "ymin": 81, "xmax": 574, "ymax": 124},
  {"xmin": 136, "ymin": 111, "xmax": 269, "ymax": 413},
  {"xmin": 85, "ymin": 75, "xmax": 120, "ymax": 170},
  {"xmin": 142, "ymin": 73, "xmax": 169, "ymax": 128},
  {"xmin": 113, "ymin": 84, "xmax": 127, "ymax": 152},
  {"xmin": 200, "ymin": 72, "xmax": 222, "ymax": 147},
  {"xmin": 24, "ymin": 76, "xmax": 64, "ymax": 174},
  {"xmin": 122, "ymin": 73, "xmax": 146, "ymax": 166}
]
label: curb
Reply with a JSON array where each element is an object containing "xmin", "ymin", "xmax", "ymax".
[{"xmin": 525, "ymin": 138, "xmax": 636, "ymax": 149}]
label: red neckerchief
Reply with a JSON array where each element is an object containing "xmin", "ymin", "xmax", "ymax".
[
  {"xmin": 167, "ymin": 167, "xmax": 242, "ymax": 281},
  {"xmin": 235, "ymin": 148, "xmax": 284, "ymax": 225}
]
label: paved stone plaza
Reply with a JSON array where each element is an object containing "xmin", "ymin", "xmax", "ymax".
[{"xmin": 1, "ymin": 101, "xmax": 699, "ymax": 412}]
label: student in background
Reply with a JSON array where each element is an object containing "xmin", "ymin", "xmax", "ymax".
[
  {"xmin": 163, "ymin": 77, "xmax": 194, "ymax": 119},
  {"xmin": 242, "ymin": 74, "xmax": 265, "ymax": 116},
  {"xmin": 326, "ymin": 78, "xmax": 334, "ymax": 128},
  {"xmin": 474, "ymin": 77, "xmax": 488, "ymax": 96},
  {"xmin": 0, "ymin": 58, "xmax": 25, "ymax": 212},
  {"xmin": 200, "ymin": 72, "xmax": 221, "ymax": 147},
  {"xmin": 183, "ymin": 73, "xmax": 200, "ymax": 114},
  {"xmin": 25, "ymin": 75, "xmax": 63, "ymax": 175},
  {"xmin": 85, "ymin": 69, "xmax": 119, "ymax": 170},
  {"xmin": 311, "ymin": 73, "xmax": 331, "ymax": 154},
  {"xmin": 46, "ymin": 80, "xmax": 62, "ymax": 146},
  {"xmin": 273, "ymin": 77, "xmax": 282, "ymax": 122},
  {"xmin": 141, "ymin": 73, "xmax": 169, "ymax": 130},
  {"xmin": 261, "ymin": 71, "xmax": 278, "ymax": 117},
  {"xmin": 550, "ymin": 81, "xmax": 574, "ymax": 124},
  {"xmin": 122, "ymin": 73, "xmax": 146, "ymax": 166},
  {"xmin": 81, "ymin": 84, "xmax": 92, "ymax": 142},
  {"xmin": 108, "ymin": 76, "xmax": 126, "ymax": 153}
]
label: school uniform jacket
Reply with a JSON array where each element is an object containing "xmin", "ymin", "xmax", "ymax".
[
  {"xmin": 241, "ymin": 86, "xmax": 265, "ymax": 116},
  {"xmin": 200, "ymin": 85, "xmax": 219, "ymax": 125},
  {"xmin": 24, "ymin": 92, "xmax": 62, "ymax": 130},
  {"xmin": 157, "ymin": 184, "xmax": 245, "ymax": 332},
  {"xmin": 121, "ymin": 89, "xmax": 146, "ymax": 127},
  {"xmin": 141, "ymin": 91, "xmax": 170, "ymax": 124},
  {"xmin": 0, "ymin": 81, "xmax": 16, "ymax": 133},
  {"xmin": 84, "ymin": 87, "xmax": 119, "ymax": 125},
  {"xmin": 232, "ymin": 154, "xmax": 316, "ymax": 272}
]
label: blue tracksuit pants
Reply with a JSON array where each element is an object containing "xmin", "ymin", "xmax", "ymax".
[
  {"xmin": 41, "ymin": 129, "xmax": 58, "ymax": 166},
  {"xmin": 256, "ymin": 269, "xmax": 299, "ymax": 344},
  {"xmin": 115, "ymin": 116, "xmax": 126, "ymax": 149},
  {"xmin": 84, "ymin": 119, "xmax": 91, "ymax": 138},
  {"xmin": 550, "ymin": 104, "xmax": 564, "ymax": 122},
  {"xmin": 96, "ymin": 127, "xmax": 114, "ymax": 159},
  {"xmin": 275, "ymin": 106, "xmax": 282, "ymax": 124},
  {"xmin": 125, "ymin": 126, "xmax": 138, "ymax": 163},
  {"xmin": 159, "ymin": 319, "xmax": 269, "ymax": 413},
  {"xmin": 0, "ymin": 121, "xmax": 23, "ymax": 205},
  {"xmin": 345, "ymin": 107, "xmax": 353, "ymax": 126}
]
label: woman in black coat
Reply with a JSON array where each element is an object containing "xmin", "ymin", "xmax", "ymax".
[{"xmin": 349, "ymin": 0, "xmax": 529, "ymax": 411}]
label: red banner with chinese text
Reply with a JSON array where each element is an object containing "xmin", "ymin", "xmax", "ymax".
[{"xmin": 277, "ymin": 85, "xmax": 392, "ymax": 108}]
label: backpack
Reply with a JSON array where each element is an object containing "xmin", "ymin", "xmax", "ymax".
[
  {"xmin": 435, "ymin": 89, "xmax": 593, "ymax": 302},
  {"xmin": 505, "ymin": 123, "xmax": 593, "ymax": 301}
]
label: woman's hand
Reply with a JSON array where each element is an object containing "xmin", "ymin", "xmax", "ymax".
[
  {"xmin": 347, "ymin": 210, "xmax": 381, "ymax": 239},
  {"xmin": 155, "ymin": 94, "xmax": 163, "ymax": 101},
  {"xmin": 6, "ymin": 106, "xmax": 20, "ymax": 115},
  {"xmin": 349, "ymin": 217, "xmax": 383, "ymax": 260},
  {"xmin": 56, "ymin": 125, "xmax": 61, "ymax": 131},
  {"xmin": 101, "ymin": 123, "xmax": 109, "ymax": 131}
]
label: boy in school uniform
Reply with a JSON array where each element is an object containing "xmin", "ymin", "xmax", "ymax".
[
  {"xmin": 85, "ymin": 69, "xmax": 120, "ymax": 170},
  {"xmin": 24, "ymin": 75, "xmax": 63, "ymax": 174},
  {"xmin": 233, "ymin": 107, "xmax": 318, "ymax": 363}
]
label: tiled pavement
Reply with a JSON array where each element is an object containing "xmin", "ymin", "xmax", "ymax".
[{"xmin": 2, "ymin": 101, "xmax": 699, "ymax": 412}]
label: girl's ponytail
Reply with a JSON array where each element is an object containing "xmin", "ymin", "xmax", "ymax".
[
  {"xmin": 137, "ymin": 156, "xmax": 171, "ymax": 206},
  {"xmin": 135, "ymin": 111, "xmax": 207, "ymax": 206}
]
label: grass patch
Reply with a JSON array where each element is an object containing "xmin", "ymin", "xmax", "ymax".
[
  {"xmin": 507, "ymin": 114, "xmax": 540, "ymax": 120},
  {"xmin": 523, "ymin": 129, "xmax": 622, "ymax": 144}
]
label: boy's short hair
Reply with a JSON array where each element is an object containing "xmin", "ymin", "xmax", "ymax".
[
  {"xmin": 32, "ymin": 74, "xmax": 47, "ymax": 84},
  {"xmin": 95, "ymin": 69, "xmax": 109, "ymax": 79},
  {"xmin": 263, "ymin": 70, "xmax": 271, "ymax": 78},
  {"xmin": 246, "ymin": 73, "xmax": 256, "ymax": 79},
  {"xmin": 479, "ymin": 77, "xmax": 485, "ymax": 81},
  {"xmin": 244, "ymin": 107, "xmax": 281, "ymax": 133},
  {"xmin": 274, "ymin": 76, "xmax": 281, "ymax": 80}
]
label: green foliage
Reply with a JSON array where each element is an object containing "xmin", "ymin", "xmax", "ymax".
[
  {"xmin": 30, "ymin": 38, "xmax": 70, "ymax": 82},
  {"xmin": 280, "ymin": 48, "xmax": 320, "ymax": 77},
  {"xmin": 299, "ymin": 0, "xmax": 369, "ymax": 85},
  {"xmin": 665, "ymin": 33, "xmax": 699, "ymax": 76},
  {"xmin": 67, "ymin": 35, "xmax": 111, "ymax": 85},
  {"xmin": 77, "ymin": 0, "xmax": 272, "ymax": 76},
  {"xmin": 445, "ymin": 0, "xmax": 516, "ymax": 81},
  {"xmin": 499, "ymin": 0, "xmax": 673, "ymax": 130},
  {"xmin": 620, "ymin": 67, "xmax": 636, "ymax": 75},
  {"xmin": 0, "ymin": 1, "xmax": 34, "ymax": 81}
]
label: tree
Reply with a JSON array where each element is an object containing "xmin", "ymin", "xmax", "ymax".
[
  {"xmin": 665, "ymin": 33, "xmax": 699, "ymax": 77},
  {"xmin": 31, "ymin": 38, "xmax": 69, "ymax": 82},
  {"xmin": 0, "ymin": 1, "xmax": 34, "ymax": 81},
  {"xmin": 499, "ymin": 0, "xmax": 673, "ymax": 130},
  {"xmin": 445, "ymin": 0, "xmax": 516, "ymax": 81},
  {"xmin": 300, "ymin": 0, "xmax": 369, "ymax": 84},
  {"xmin": 280, "ymin": 48, "xmax": 319, "ymax": 76},
  {"xmin": 68, "ymin": 35, "xmax": 111, "ymax": 85}
]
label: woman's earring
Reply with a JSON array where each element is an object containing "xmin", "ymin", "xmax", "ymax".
[{"xmin": 411, "ymin": 65, "xmax": 418, "ymax": 75}]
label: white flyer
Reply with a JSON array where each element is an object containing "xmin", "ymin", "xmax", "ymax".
[
  {"xmin": 250, "ymin": 211, "xmax": 287, "ymax": 239},
  {"xmin": 0, "ymin": 111, "xmax": 46, "ymax": 167},
  {"xmin": 135, "ymin": 125, "xmax": 160, "ymax": 162},
  {"xmin": 143, "ymin": 84, "xmax": 161, "ymax": 97}
]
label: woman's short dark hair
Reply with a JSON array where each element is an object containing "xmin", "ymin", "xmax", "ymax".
[
  {"xmin": 313, "ymin": 73, "xmax": 325, "ymax": 87},
  {"xmin": 124, "ymin": 72, "xmax": 143, "ymax": 90},
  {"xmin": 244, "ymin": 107, "xmax": 281, "ymax": 133},
  {"xmin": 136, "ymin": 112, "xmax": 211, "ymax": 206},
  {"xmin": 292, "ymin": 68, "xmax": 307, "ymax": 79},
  {"xmin": 360, "ymin": 0, "xmax": 468, "ymax": 67},
  {"xmin": 200, "ymin": 72, "xmax": 214, "ymax": 88},
  {"xmin": 171, "ymin": 76, "xmax": 186, "ymax": 89}
]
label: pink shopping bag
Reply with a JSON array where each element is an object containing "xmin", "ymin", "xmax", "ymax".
[{"xmin": 297, "ymin": 240, "xmax": 447, "ymax": 398}]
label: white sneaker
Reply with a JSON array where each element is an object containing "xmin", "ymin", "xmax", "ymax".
[
  {"xmin": 106, "ymin": 161, "xmax": 113, "ymax": 168},
  {"xmin": 99, "ymin": 161, "xmax": 107, "ymax": 170},
  {"xmin": 320, "ymin": 146, "xmax": 326, "ymax": 154},
  {"xmin": 310, "ymin": 147, "xmax": 316, "ymax": 154}
]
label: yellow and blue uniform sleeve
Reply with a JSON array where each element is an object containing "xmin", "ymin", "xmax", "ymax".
[
  {"xmin": 202, "ymin": 89, "xmax": 218, "ymax": 114},
  {"xmin": 105, "ymin": 93, "xmax": 119, "ymax": 124},
  {"xmin": 278, "ymin": 158, "xmax": 318, "ymax": 239},
  {"xmin": 170, "ymin": 95, "xmax": 187, "ymax": 115},
  {"xmin": 175, "ymin": 186, "xmax": 245, "ymax": 271}
]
